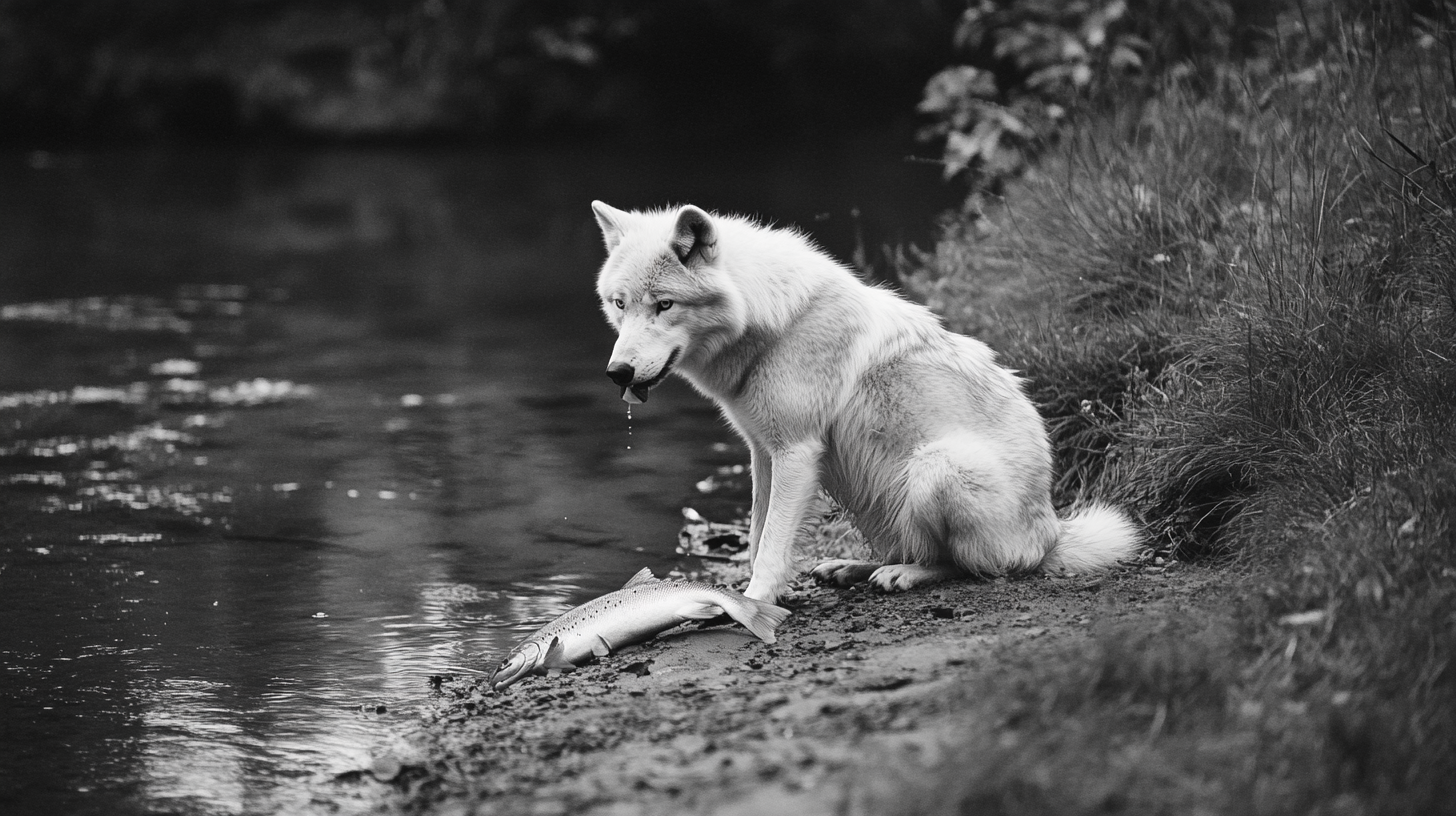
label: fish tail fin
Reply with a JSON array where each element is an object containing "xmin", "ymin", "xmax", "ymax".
[{"xmin": 725, "ymin": 597, "xmax": 791, "ymax": 644}]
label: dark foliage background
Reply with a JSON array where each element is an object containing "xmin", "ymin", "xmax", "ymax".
[{"xmin": 0, "ymin": 0, "xmax": 961, "ymax": 145}]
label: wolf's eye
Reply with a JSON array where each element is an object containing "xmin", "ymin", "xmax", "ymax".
[
  {"xmin": 656, "ymin": 300, "xmax": 674, "ymax": 313},
  {"xmin": 611, "ymin": 298, "xmax": 624, "ymax": 310}
]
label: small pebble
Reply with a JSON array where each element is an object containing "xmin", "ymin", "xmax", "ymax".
[
  {"xmin": 369, "ymin": 756, "xmax": 402, "ymax": 782},
  {"xmin": 619, "ymin": 661, "xmax": 652, "ymax": 677}
]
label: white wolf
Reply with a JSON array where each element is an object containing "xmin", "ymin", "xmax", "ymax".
[{"xmin": 591, "ymin": 201, "xmax": 1140, "ymax": 605}]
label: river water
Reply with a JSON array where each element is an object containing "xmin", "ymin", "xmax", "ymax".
[{"xmin": 0, "ymin": 135, "xmax": 954, "ymax": 815}]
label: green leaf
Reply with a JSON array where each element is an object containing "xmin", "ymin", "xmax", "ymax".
[{"xmin": 919, "ymin": 66, "xmax": 998, "ymax": 116}]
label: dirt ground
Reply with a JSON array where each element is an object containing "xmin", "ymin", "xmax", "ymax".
[{"xmin": 324, "ymin": 554, "xmax": 1221, "ymax": 816}]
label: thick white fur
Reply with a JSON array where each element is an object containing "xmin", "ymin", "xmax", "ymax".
[{"xmin": 591, "ymin": 201, "xmax": 1141, "ymax": 604}]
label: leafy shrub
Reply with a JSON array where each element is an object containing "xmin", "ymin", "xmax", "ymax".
[{"xmin": 918, "ymin": 0, "xmax": 1275, "ymax": 190}]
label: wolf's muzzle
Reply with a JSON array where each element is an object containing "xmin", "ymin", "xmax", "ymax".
[{"xmin": 607, "ymin": 349, "xmax": 679, "ymax": 404}]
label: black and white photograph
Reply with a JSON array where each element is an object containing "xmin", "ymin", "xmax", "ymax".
[{"xmin": 1, "ymin": 2, "xmax": 1453, "ymax": 814}]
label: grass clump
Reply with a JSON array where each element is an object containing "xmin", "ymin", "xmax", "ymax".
[{"xmin": 1248, "ymin": 463, "xmax": 1456, "ymax": 812}]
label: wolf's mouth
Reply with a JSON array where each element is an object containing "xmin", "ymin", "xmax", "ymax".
[{"xmin": 621, "ymin": 348, "xmax": 680, "ymax": 404}]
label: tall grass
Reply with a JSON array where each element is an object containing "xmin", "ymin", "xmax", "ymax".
[
  {"xmin": 886, "ymin": 3, "xmax": 1456, "ymax": 812},
  {"xmin": 1101, "ymin": 30, "xmax": 1456, "ymax": 557},
  {"xmin": 906, "ymin": 4, "xmax": 1456, "ymax": 558}
]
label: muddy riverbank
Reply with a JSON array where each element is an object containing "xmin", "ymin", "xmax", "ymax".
[{"xmin": 322, "ymin": 550, "xmax": 1216, "ymax": 816}]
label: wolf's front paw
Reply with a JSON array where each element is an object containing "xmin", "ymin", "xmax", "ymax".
[
  {"xmin": 810, "ymin": 559, "xmax": 880, "ymax": 587},
  {"xmin": 867, "ymin": 563, "xmax": 961, "ymax": 592}
]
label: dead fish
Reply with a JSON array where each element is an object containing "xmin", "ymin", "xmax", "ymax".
[{"xmin": 489, "ymin": 568, "xmax": 790, "ymax": 691}]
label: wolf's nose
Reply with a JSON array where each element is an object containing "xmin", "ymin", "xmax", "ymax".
[{"xmin": 605, "ymin": 363, "xmax": 635, "ymax": 386}]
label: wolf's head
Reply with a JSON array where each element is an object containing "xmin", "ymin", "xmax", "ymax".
[{"xmin": 591, "ymin": 201, "xmax": 745, "ymax": 403}]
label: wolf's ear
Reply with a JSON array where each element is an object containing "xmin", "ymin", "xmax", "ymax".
[
  {"xmin": 670, "ymin": 205, "xmax": 718, "ymax": 266},
  {"xmin": 591, "ymin": 200, "xmax": 629, "ymax": 253}
]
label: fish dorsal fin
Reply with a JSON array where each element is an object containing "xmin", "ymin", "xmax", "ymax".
[
  {"xmin": 541, "ymin": 637, "xmax": 576, "ymax": 671},
  {"xmin": 621, "ymin": 567, "xmax": 660, "ymax": 589}
]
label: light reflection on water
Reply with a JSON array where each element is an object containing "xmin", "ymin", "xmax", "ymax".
[
  {"xmin": 2, "ymin": 525, "xmax": 626, "ymax": 815},
  {"xmin": 0, "ymin": 298, "xmax": 722, "ymax": 815},
  {"xmin": 0, "ymin": 141, "xmax": 951, "ymax": 814}
]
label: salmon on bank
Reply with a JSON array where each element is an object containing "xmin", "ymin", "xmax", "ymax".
[{"xmin": 490, "ymin": 568, "xmax": 790, "ymax": 691}]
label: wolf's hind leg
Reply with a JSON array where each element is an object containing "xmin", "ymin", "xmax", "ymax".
[
  {"xmin": 810, "ymin": 559, "xmax": 881, "ymax": 586},
  {"xmin": 868, "ymin": 563, "xmax": 963, "ymax": 592}
]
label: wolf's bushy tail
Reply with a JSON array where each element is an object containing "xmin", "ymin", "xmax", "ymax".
[{"xmin": 1040, "ymin": 503, "xmax": 1142, "ymax": 575}]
